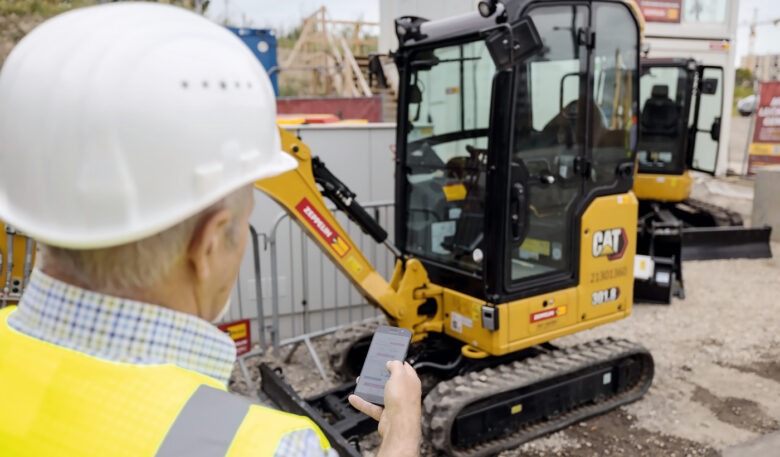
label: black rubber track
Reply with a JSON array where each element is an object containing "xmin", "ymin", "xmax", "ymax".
[
  {"xmin": 681, "ymin": 198, "xmax": 743, "ymax": 226},
  {"xmin": 327, "ymin": 320, "xmax": 381, "ymax": 380},
  {"xmin": 422, "ymin": 338, "xmax": 654, "ymax": 457}
]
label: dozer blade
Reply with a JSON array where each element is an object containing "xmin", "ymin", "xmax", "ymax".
[
  {"xmin": 681, "ymin": 226, "xmax": 773, "ymax": 261},
  {"xmin": 423, "ymin": 338, "xmax": 654, "ymax": 457},
  {"xmin": 259, "ymin": 363, "xmax": 362, "ymax": 457}
]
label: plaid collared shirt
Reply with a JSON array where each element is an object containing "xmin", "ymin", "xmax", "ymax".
[
  {"xmin": 8, "ymin": 269, "xmax": 335, "ymax": 456},
  {"xmin": 9, "ymin": 269, "xmax": 237, "ymax": 383}
]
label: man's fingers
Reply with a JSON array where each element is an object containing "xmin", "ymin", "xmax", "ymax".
[
  {"xmin": 386, "ymin": 359, "xmax": 404, "ymax": 374},
  {"xmin": 386, "ymin": 360, "xmax": 419, "ymax": 381},
  {"xmin": 348, "ymin": 394, "xmax": 383, "ymax": 421}
]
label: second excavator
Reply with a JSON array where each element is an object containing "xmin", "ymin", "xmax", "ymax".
[{"xmin": 633, "ymin": 57, "xmax": 772, "ymax": 303}]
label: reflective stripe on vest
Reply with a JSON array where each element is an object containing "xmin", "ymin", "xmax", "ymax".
[
  {"xmin": 156, "ymin": 385, "xmax": 251, "ymax": 457},
  {"xmin": 0, "ymin": 307, "xmax": 331, "ymax": 456}
]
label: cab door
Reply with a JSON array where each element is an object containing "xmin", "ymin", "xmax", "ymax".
[
  {"xmin": 500, "ymin": 2, "xmax": 591, "ymax": 298},
  {"xmin": 498, "ymin": 1, "xmax": 639, "ymax": 300},
  {"xmin": 688, "ymin": 66, "xmax": 724, "ymax": 174}
]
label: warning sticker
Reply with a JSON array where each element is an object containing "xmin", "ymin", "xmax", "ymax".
[
  {"xmin": 520, "ymin": 237, "xmax": 551, "ymax": 256},
  {"xmin": 295, "ymin": 198, "xmax": 350, "ymax": 257},
  {"xmin": 217, "ymin": 319, "xmax": 252, "ymax": 356},
  {"xmin": 442, "ymin": 183, "xmax": 467, "ymax": 201},
  {"xmin": 450, "ymin": 311, "xmax": 473, "ymax": 333},
  {"xmin": 431, "ymin": 220, "xmax": 456, "ymax": 254}
]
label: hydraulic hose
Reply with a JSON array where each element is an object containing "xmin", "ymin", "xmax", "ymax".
[{"xmin": 311, "ymin": 156, "xmax": 391, "ymax": 245}]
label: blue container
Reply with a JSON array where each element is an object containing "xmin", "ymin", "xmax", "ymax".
[{"xmin": 227, "ymin": 27, "xmax": 279, "ymax": 96}]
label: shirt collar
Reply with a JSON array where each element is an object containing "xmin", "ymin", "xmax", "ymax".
[{"xmin": 9, "ymin": 269, "xmax": 237, "ymax": 384}]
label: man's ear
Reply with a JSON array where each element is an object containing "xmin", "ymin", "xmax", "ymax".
[{"xmin": 188, "ymin": 208, "xmax": 232, "ymax": 281}]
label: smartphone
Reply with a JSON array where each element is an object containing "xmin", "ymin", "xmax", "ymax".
[{"xmin": 353, "ymin": 325, "xmax": 412, "ymax": 406}]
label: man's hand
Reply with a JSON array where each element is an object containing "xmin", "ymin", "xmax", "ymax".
[{"xmin": 348, "ymin": 360, "xmax": 421, "ymax": 457}]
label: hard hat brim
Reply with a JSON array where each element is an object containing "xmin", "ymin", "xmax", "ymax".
[{"xmin": 0, "ymin": 150, "xmax": 299, "ymax": 249}]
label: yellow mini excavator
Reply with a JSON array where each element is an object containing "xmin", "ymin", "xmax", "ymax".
[
  {"xmin": 254, "ymin": 1, "xmax": 654, "ymax": 456},
  {"xmin": 633, "ymin": 58, "xmax": 772, "ymax": 303}
]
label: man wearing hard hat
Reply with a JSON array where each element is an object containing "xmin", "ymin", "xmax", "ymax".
[{"xmin": 0, "ymin": 3, "xmax": 421, "ymax": 456}]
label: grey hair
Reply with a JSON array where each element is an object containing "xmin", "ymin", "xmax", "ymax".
[{"xmin": 38, "ymin": 185, "xmax": 254, "ymax": 293}]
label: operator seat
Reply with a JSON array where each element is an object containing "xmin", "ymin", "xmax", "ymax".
[{"xmin": 641, "ymin": 85, "xmax": 678, "ymax": 136}]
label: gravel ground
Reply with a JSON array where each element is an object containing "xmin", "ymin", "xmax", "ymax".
[
  {"xmin": 513, "ymin": 241, "xmax": 780, "ymax": 456},
  {"xmin": 512, "ymin": 175, "xmax": 780, "ymax": 457}
]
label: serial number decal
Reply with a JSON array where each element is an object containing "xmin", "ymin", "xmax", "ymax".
[
  {"xmin": 590, "ymin": 266, "xmax": 629, "ymax": 284},
  {"xmin": 295, "ymin": 198, "xmax": 350, "ymax": 257},
  {"xmin": 592, "ymin": 287, "xmax": 620, "ymax": 306},
  {"xmin": 592, "ymin": 228, "xmax": 628, "ymax": 260}
]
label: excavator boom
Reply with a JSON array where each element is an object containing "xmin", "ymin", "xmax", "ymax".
[{"xmin": 255, "ymin": 129, "xmax": 435, "ymax": 335}]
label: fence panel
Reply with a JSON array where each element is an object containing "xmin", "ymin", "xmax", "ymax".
[{"xmin": 220, "ymin": 201, "xmax": 395, "ymax": 375}]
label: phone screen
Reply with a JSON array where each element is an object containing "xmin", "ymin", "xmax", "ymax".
[{"xmin": 353, "ymin": 325, "xmax": 412, "ymax": 406}]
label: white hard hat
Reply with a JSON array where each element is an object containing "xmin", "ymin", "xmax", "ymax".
[{"xmin": 0, "ymin": 3, "xmax": 295, "ymax": 249}]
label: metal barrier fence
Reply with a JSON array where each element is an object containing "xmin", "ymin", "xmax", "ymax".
[{"xmin": 229, "ymin": 201, "xmax": 395, "ymax": 384}]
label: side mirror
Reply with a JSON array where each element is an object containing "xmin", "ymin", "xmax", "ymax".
[
  {"xmin": 710, "ymin": 117, "xmax": 721, "ymax": 141},
  {"xmin": 408, "ymin": 49, "xmax": 439, "ymax": 72},
  {"xmin": 701, "ymin": 78, "xmax": 718, "ymax": 95},
  {"xmin": 486, "ymin": 17, "xmax": 543, "ymax": 69}
]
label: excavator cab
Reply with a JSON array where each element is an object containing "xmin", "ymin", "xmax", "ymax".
[
  {"xmin": 635, "ymin": 58, "xmax": 723, "ymax": 190},
  {"xmin": 395, "ymin": 1, "xmax": 640, "ymax": 303},
  {"xmin": 633, "ymin": 59, "xmax": 771, "ymax": 304}
]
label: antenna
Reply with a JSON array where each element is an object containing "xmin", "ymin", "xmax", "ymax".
[{"xmin": 740, "ymin": 8, "xmax": 780, "ymax": 64}]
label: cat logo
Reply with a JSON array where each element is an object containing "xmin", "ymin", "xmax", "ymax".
[{"xmin": 592, "ymin": 228, "xmax": 627, "ymax": 261}]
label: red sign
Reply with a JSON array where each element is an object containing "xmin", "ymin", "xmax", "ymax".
[
  {"xmin": 636, "ymin": 0, "xmax": 682, "ymax": 23},
  {"xmin": 295, "ymin": 198, "xmax": 350, "ymax": 257},
  {"xmin": 530, "ymin": 307, "xmax": 562, "ymax": 323},
  {"xmin": 752, "ymin": 82, "xmax": 780, "ymax": 144},
  {"xmin": 218, "ymin": 319, "xmax": 251, "ymax": 356},
  {"xmin": 748, "ymin": 82, "xmax": 780, "ymax": 174}
]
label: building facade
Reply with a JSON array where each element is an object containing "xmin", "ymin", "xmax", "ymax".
[{"xmin": 741, "ymin": 54, "xmax": 780, "ymax": 82}]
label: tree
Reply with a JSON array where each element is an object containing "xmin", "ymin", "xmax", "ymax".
[{"xmin": 736, "ymin": 68, "xmax": 754, "ymax": 87}]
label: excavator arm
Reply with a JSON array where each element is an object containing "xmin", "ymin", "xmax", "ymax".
[{"xmin": 255, "ymin": 128, "xmax": 442, "ymax": 340}]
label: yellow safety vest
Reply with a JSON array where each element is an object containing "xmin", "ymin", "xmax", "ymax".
[{"xmin": 0, "ymin": 307, "xmax": 330, "ymax": 456}]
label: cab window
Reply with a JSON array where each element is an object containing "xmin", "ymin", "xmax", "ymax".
[
  {"xmin": 637, "ymin": 66, "xmax": 690, "ymax": 174},
  {"xmin": 403, "ymin": 40, "xmax": 495, "ymax": 273}
]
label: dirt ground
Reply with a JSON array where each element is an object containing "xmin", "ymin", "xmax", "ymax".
[{"xmin": 231, "ymin": 172, "xmax": 780, "ymax": 457}]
